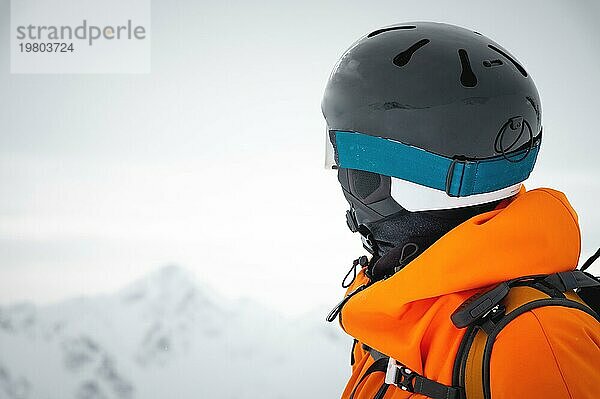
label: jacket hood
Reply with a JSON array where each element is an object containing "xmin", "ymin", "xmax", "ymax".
[{"xmin": 339, "ymin": 188, "xmax": 581, "ymax": 382}]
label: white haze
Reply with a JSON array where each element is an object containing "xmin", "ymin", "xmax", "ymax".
[{"xmin": 0, "ymin": 0, "xmax": 599, "ymax": 316}]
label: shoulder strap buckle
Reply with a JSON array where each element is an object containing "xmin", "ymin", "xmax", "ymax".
[
  {"xmin": 385, "ymin": 358, "xmax": 415, "ymax": 391},
  {"xmin": 385, "ymin": 358, "xmax": 461, "ymax": 399}
]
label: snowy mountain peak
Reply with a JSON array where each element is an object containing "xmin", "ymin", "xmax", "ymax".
[
  {"xmin": 118, "ymin": 265, "xmax": 218, "ymax": 313},
  {"xmin": 120, "ymin": 264, "xmax": 196, "ymax": 297},
  {"xmin": 0, "ymin": 266, "xmax": 349, "ymax": 399}
]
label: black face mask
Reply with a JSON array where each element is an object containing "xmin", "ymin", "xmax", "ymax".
[{"xmin": 362, "ymin": 201, "xmax": 500, "ymax": 281}]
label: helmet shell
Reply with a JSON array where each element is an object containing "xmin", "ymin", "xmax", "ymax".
[{"xmin": 322, "ymin": 22, "xmax": 541, "ymax": 159}]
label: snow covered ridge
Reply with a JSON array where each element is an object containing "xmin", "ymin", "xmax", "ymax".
[{"xmin": 0, "ymin": 266, "xmax": 350, "ymax": 399}]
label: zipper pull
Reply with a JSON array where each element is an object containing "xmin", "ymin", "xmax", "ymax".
[
  {"xmin": 326, "ymin": 285, "xmax": 367, "ymax": 322},
  {"xmin": 342, "ymin": 255, "xmax": 369, "ymax": 288}
]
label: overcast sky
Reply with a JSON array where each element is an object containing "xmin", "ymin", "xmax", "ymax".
[{"xmin": 0, "ymin": 0, "xmax": 599, "ymax": 315}]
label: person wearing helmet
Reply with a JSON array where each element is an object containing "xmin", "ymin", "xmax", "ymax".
[{"xmin": 322, "ymin": 22, "xmax": 600, "ymax": 399}]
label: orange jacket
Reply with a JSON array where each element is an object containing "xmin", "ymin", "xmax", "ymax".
[{"xmin": 339, "ymin": 188, "xmax": 600, "ymax": 398}]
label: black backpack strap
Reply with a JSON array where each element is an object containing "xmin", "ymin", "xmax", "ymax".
[
  {"xmin": 452, "ymin": 275, "xmax": 600, "ymax": 399},
  {"xmin": 360, "ymin": 346, "xmax": 462, "ymax": 399},
  {"xmin": 545, "ymin": 270, "xmax": 600, "ymax": 316},
  {"xmin": 543, "ymin": 270, "xmax": 600, "ymax": 292},
  {"xmin": 385, "ymin": 358, "xmax": 461, "ymax": 399},
  {"xmin": 348, "ymin": 357, "xmax": 389, "ymax": 399},
  {"xmin": 581, "ymin": 247, "xmax": 600, "ymax": 271}
]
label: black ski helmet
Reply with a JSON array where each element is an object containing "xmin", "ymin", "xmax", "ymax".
[{"xmin": 322, "ymin": 22, "xmax": 542, "ymax": 236}]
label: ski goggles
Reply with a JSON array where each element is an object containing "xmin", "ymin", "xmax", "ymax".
[{"xmin": 325, "ymin": 128, "xmax": 541, "ymax": 198}]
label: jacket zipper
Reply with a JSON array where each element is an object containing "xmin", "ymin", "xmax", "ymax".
[{"xmin": 326, "ymin": 284, "xmax": 368, "ymax": 323}]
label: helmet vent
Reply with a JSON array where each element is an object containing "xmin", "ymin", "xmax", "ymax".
[
  {"xmin": 393, "ymin": 39, "xmax": 430, "ymax": 67},
  {"xmin": 351, "ymin": 170, "xmax": 382, "ymax": 200},
  {"xmin": 458, "ymin": 49, "xmax": 478, "ymax": 88},
  {"xmin": 368, "ymin": 26, "xmax": 416, "ymax": 38},
  {"xmin": 488, "ymin": 45, "xmax": 528, "ymax": 77},
  {"xmin": 483, "ymin": 59, "xmax": 503, "ymax": 67}
]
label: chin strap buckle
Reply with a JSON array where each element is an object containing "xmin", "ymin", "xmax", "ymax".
[
  {"xmin": 360, "ymin": 233, "xmax": 376, "ymax": 254},
  {"xmin": 346, "ymin": 208, "xmax": 377, "ymax": 254}
]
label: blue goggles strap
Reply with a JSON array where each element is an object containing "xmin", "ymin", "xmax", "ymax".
[{"xmin": 332, "ymin": 130, "xmax": 540, "ymax": 197}]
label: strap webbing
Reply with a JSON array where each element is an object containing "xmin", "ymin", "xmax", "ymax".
[
  {"xmin": 461, "ymin": 286, "xmax": 550, "ymax": 399},
  {"xmin": 581, "ymin": 248, "xmax": 600, "ymax": 272},
  {"xmin": 458, "ymin": 281, "xmax": 599, "ymax": 399},
  {"xmin": 348, "ymin": 357, "xmax": 388, "ymax": 399},
  {"xmin": 411, "ymin": 374, "xmax": 461, "ymax": 399},
  {"xmin": 387, "ymin": 359, "xmax": 460, "ymax": 399},
  {"xmin": 333, "ymin": 130, "xmax": 540, "ymax": 197},
  {"xmin": 364, "ymin": 348, "xmax": 461, "ymax": 399},
  {"xmin": 543, "ymin": 270, "xmax": 600, "ymax": 292}
]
